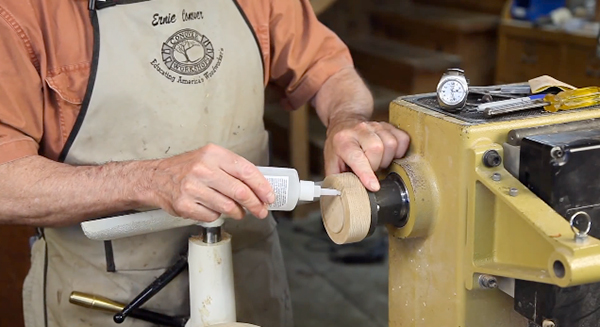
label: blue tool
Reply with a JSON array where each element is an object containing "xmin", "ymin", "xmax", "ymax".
[{"xmin": 511, "ymin": 0, "xmax": 566, "ymax": 22}]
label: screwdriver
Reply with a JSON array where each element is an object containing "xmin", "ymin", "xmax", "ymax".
[
  {"xmin": 482, "ymin": 86, "xmax": 600, "ymax": 117},
  {"xmin": 543, "ymin": 86, "xmax": 600, "ymax": 113}
]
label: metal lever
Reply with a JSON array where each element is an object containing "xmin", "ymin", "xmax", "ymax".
[
  {"xmin": 70, "ymin": 291, "xmax": 188, "ymax": 327},
  {"xmin": 114, "ymin": 255, "xmax": 188, "ymax": 324}
]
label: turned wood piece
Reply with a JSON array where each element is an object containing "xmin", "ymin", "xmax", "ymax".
[{"xmin": 320, "ymin": 173, "xmax": 372, "ymax": 244}]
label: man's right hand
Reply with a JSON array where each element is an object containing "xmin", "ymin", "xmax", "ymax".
[{"xmin": 150, "ymin": 144, "xmax": 275, "ymax": 223}]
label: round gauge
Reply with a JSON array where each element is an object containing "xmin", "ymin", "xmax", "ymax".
[{"xmin": 438, "ymin": 79, "xmax": 467, "ymax": 106}]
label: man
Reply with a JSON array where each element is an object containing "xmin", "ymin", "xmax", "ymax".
[{"xmin": 0, "ymin": 0, "xmax": 410, "ymax": 326}]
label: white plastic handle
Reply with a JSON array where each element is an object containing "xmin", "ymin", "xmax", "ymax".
[{"xmin": 80, "ymin": 209, "xmax": 200, "ymax": 241}]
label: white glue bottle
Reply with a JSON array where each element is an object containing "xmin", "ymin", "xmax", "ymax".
[{"xmin": 257, "ymin": 166, "xmax": 340, "ymax": 211}]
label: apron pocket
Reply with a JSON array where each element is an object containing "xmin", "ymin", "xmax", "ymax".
[
  {"xmin": 45, "ymin": 267, "xmax": 189, "ymax": 327},
  {"xmin": 109, "ymin": 225, "xmax": 197, "ymax": 272},
  {"xmin": 115, "ymin": 268, "xmax": 190, "ymax": 319}
]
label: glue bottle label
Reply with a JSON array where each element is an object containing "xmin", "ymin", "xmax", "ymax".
[{"xmin": 265, "ymin": 176, "xmax": 289, "ymax": 209}]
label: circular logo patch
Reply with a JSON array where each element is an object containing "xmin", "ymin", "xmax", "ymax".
[{"xmin": 161, "ymin": 29, "xmax": 214, "ymax": 76}]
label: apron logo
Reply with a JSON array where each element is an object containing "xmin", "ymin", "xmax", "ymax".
[
  {"xmin": 161, "ymin": 29, "xmax": 214, "ymax": 76},
  {"xmin": 150, "ymin": 29, "xmax": 224, "ymax": 85}
]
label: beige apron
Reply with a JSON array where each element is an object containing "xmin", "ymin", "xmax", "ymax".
[{"xmin": 22, "ymin": 1, "xmax": 292, "ymax": 326}]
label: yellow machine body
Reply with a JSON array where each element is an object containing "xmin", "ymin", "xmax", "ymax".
[{"xmin": 386, "ymin": 96, "xmax": 600, "ymax": 327}]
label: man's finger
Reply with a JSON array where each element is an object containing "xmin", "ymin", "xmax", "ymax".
[
  {"xmin": 382, "ymin": 123, "xmax": 411, "ymax": 158},
  {"xmin": 219, "ymin": 154, "xmax": 274, "ymax": 205},
  {"xmin": 324, "ymin": 154, "xmax": 347, "ymax": 177},
  {"xmin": 337, "ymin": 139, "xmax": 380, "ymax": 191},
  {"xmin": 355, "ymin": 129, "xmax": 384, "ymax": 172},
  {"xmin": 173, "ymin": 197, "xmax": 221, "ymax": 222},
  {"xmin": 193, "ymin": 187, "xmax": 247, "ymax": 220},
  {"xmin": 374, "ymin": 129, "xmax": 399, "ymax": 169},
  {"xmin": 205, "ymin": 170, "xmax": 268, "ymax": 219}
]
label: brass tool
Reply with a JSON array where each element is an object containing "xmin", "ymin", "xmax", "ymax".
[
  {"xmin": 69, "ymin": 291, "xmax": 188, "ymax": 327},
  {"xmin": 70, "ymin": 292, "xmax": 123, "ymax": 312}
]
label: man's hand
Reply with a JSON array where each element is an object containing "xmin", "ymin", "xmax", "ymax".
[
  {"xmin": 324, "ymin": 117, "xmax": 410, "ymax": 192},
  {"xmin": 151, "ymin": 144, "xmax": 274, "ymax": 222},
  {"xmin": 312, "ymin": 67, "xmax": 410, "ymax": 192}
]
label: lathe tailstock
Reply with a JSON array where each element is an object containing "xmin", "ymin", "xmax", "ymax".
[{"xmin": 321, "ymin": 91, "xmax": 600, "ymax": 327}]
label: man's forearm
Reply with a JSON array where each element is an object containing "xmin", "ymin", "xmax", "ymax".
[
  {"xmin": 0, "ymin": 155, "xmax": 156, "ymax": 227},
  {"xmin": 312, "ymin": 67, "xmax": 374, "ymax": 128},
  {"xmin": 0, "ymin": 144, "xmax": 276, "ymax": 227}
]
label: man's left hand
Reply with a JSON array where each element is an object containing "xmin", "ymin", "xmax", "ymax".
[{"xmin": 324, "ymin": 118, "xmax": 410, "ymax": 192}]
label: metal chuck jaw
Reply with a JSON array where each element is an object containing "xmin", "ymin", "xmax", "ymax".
[
  {"xmin": 200, "ymin": 224, "xmax": 223, "ymax": 244},
  {"xmin": 366, "ymin": 173, "xmax": 410, "ymax": 236},
  {"xmin": 320, "ymin": 172, "xmax": 410, "ymax": 245}
]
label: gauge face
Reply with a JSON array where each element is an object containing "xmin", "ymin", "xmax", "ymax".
[{"xmin": 438, "ymin": 79, "xmax": 467, "ymax": 106}]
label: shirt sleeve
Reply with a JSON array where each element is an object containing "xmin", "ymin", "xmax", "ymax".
[
  {"xmin": 269, "ymin": 0, "xmax": 354, "ymax": 110},
  {"xmin": 0, "ymin": 11, "xmax": 43, "ymax": 165}
]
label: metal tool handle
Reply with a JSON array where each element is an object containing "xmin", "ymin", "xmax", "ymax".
[
  {"xmin": 69, "ymin": 292, "xmax": 188, "ymax": 327},
  {"xmin": 114, "ymin": 255, "xmax": 188, "ymax": 324}
]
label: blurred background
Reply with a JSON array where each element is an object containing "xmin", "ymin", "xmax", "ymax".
[{"xmin": 3, "ymin": 0, "xmax": 600, "ymax": 326}]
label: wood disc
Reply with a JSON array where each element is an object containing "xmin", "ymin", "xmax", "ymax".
[{"xmin": 320, "ymin": 173, "xmax": 372, "ymax": 244}]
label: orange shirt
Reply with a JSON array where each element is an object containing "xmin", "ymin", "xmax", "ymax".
[{"xmin": 0, "ymin": 0, "xmax": 353, "ymax": 165}]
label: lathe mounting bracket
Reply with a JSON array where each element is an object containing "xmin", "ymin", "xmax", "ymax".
[{"xmin": 466, "ymin": 142, "xmax": 600, "ymax": 289}]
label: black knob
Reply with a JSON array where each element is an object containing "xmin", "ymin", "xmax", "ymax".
[
  {"xmin": 483, "ymin": 150, "xmax": 502, "ymax": 167},
  {"xmin": 114, "ymin": 313, "xmax": 125, "ymax": 324}
]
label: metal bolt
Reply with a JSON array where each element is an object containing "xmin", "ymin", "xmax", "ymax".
[
  {"xmin": 492, "ymin": 173, "xmax": 501, "ymax": 181},
  {"xmin": 478, "ymin": 275, "xmax": 498, "ymax": 289},
  {"xmin": 542, "ymin": 319, "xmax": 556, "ymax": 327},
  {"xmin": 483, "ymin": 150, "xmax": 502, "ymax": 168},
  {"xmin": 550, "ymin": 147, "xmax": 564, "ymax": 159},
  {"xmin": 509, "ymin": 188, "xmax": 519, "ymax": 197},
  {"xmin": 479, "ymin": 275, "xmax": 498, "ymax": 289}
]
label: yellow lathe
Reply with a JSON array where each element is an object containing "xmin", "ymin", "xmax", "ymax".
[{"xmin": 321, "ymin": 88, "xmax": 600, "ymax": 327}]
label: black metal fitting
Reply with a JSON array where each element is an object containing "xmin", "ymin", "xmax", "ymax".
[
  {"xmin": 367, "ymin": 173, "xmax": 410, "ymax": 235},
  {"xmin": 478, "ymin": 275, "xmax": 498, "ymax": 289},
  {"xmin": 483, "ymin": 150, "xmax": 502, "ymax": 167},
  {"xmin": 201, "ymin": 226, "xmax": 222, "ymax": 244}
]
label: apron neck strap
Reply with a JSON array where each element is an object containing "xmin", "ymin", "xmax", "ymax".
[{"xmin": 89, "ymin": 0, "xmax": 150, "ymax": 11}]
